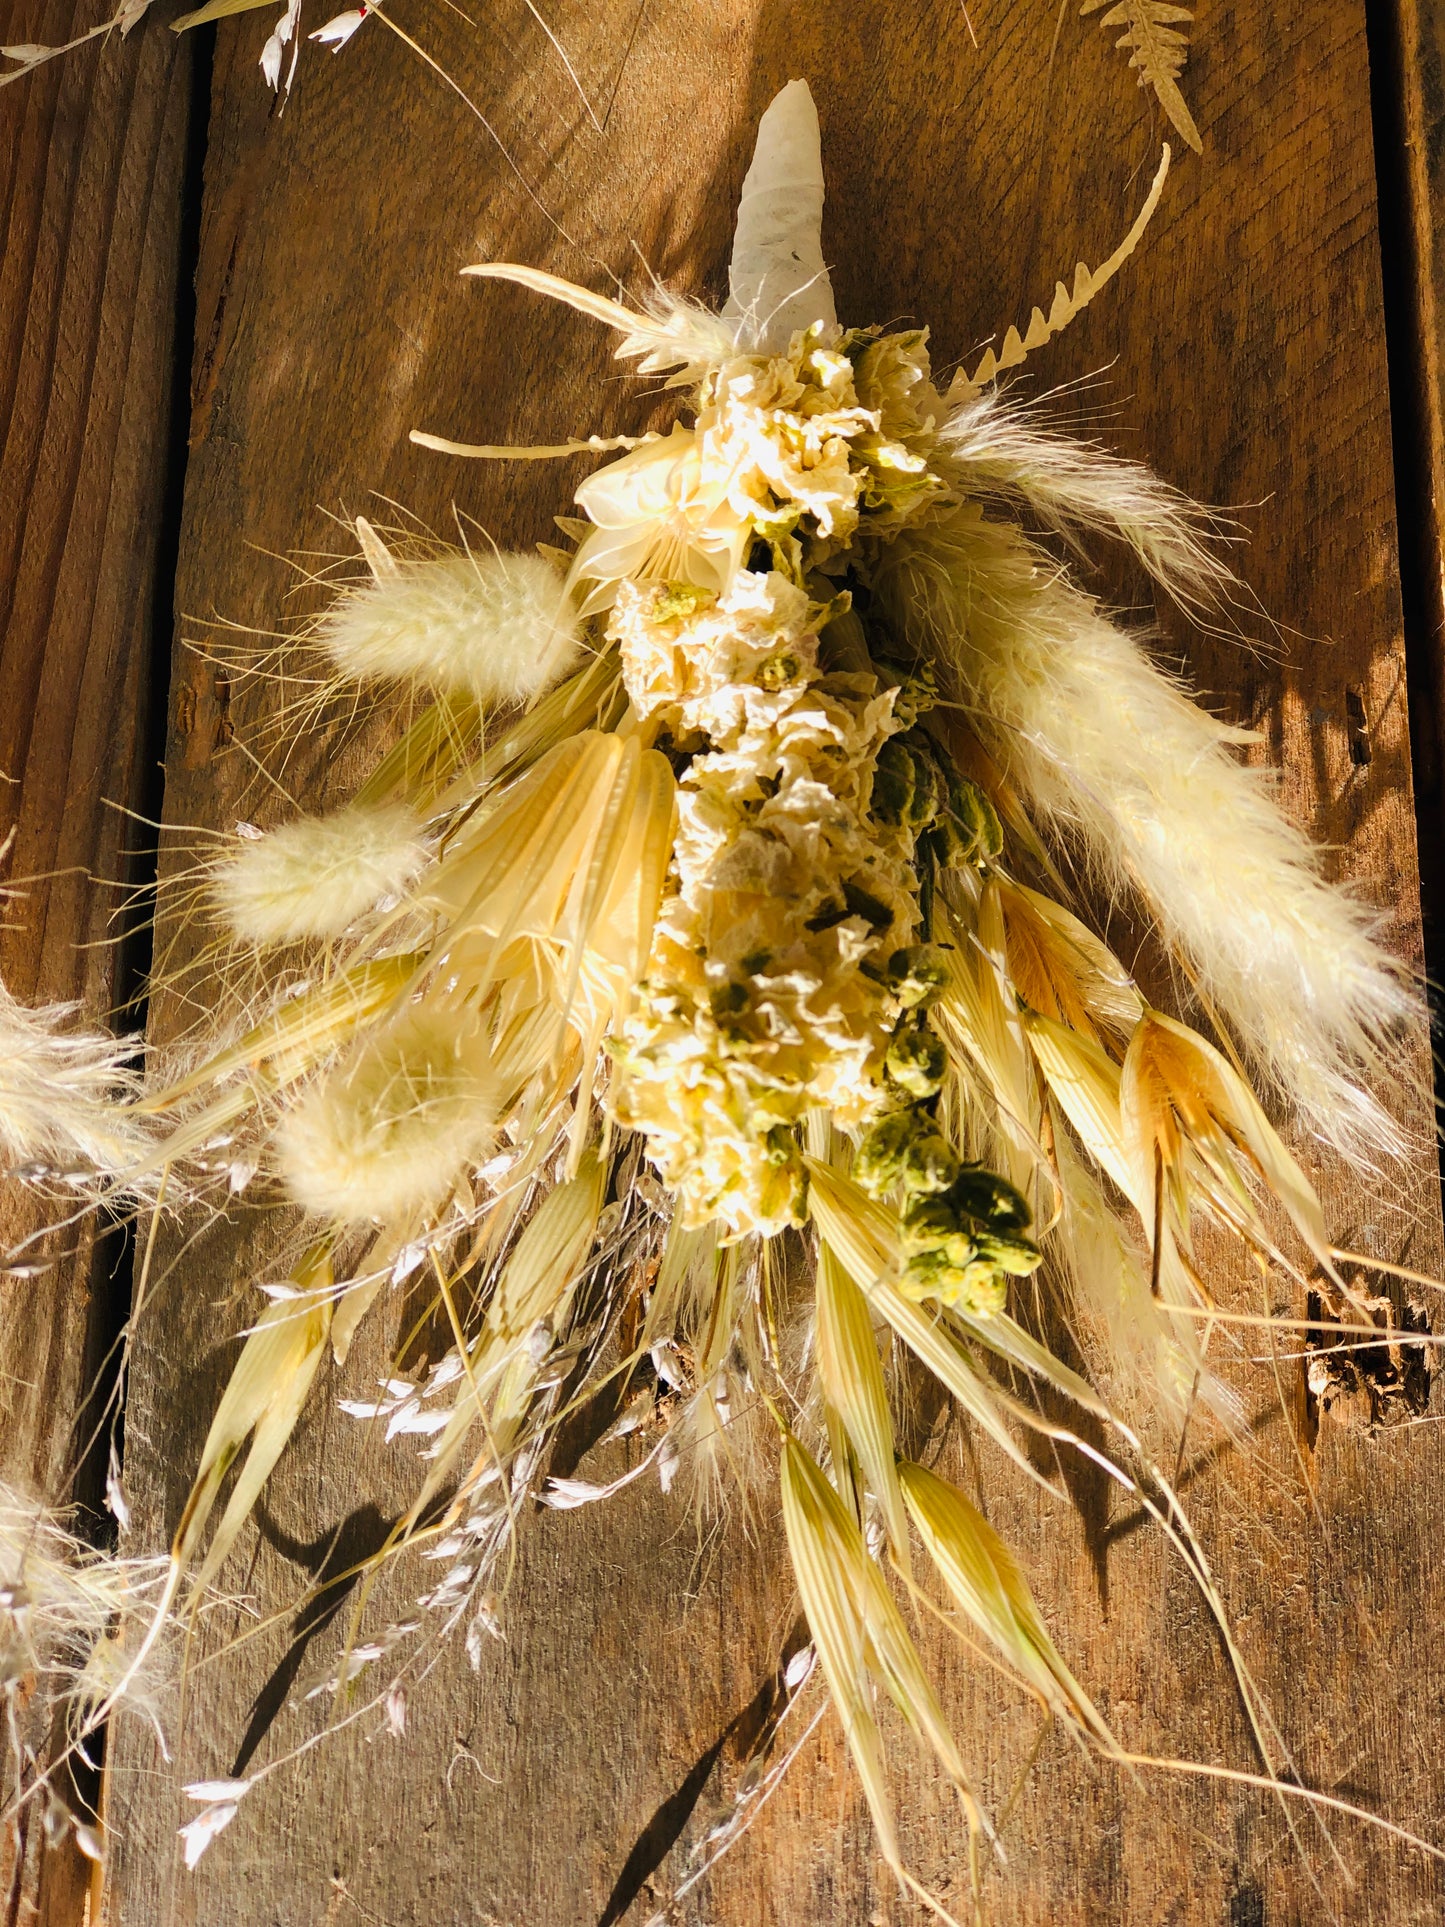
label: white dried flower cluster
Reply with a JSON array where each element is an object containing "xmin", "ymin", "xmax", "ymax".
[
  {"xmin": 610, "ymin": 570, "xmax": 920, "ymax": 1234},
  {"xmin": 593, "ymin": 325, "xmax": 952, "ymax": 1237},
  {"xmin": 567, "ymin": 323, "xmax": 950, "ymax": 616}
]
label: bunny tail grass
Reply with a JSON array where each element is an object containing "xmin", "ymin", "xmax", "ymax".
[
  {"xmin": 211, "ymin": 800, "xmax": 428, "ymax": 946},
  {"xmin": 317, "ymin": 538, "xmax": 583, "ymax": 704},
  {"xmin": 274, "ymin": 1009, "xmax": 503, "ymax": 1222}
]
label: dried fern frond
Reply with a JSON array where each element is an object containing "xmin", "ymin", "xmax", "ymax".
[
  {"xmin": 952, "ymin": 144, "xmax": 1170, "ymax": 394},
  {"xmin": 1082, "ymin": 0, "xmax": 1203, "ymax": 154}
]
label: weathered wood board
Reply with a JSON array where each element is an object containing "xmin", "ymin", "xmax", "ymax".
[
  {"xmin": 0, "ymin": 1, "xmax": 194, "ymax": 1917},
  {"xmin": 97, "ymin": 3, "xmax": 1445, "ymax": 1924}
]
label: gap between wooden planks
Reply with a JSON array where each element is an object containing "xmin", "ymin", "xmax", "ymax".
[
  {"xmin": 0, "ymin": 0, "xmax": 197, "ymax": 1918},
  {"xmin": 12, "ymin": 0, "xmax": 1430, "ymax": 1921}
]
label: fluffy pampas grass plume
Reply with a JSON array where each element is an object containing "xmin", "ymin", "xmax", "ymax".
[
  {"xmin": 938, "ymin": 387, "xmax": 1237, "ymax": 612},
  {"xmin": 878, "ymin": 509, "xmax": 1417, "ymax": 1155},
  {"xmin": 2, "ymin": 1482, "xmax": 168, "ymax": 1846},
  {"xmin": 0, "ymin": 981, "xmax": 147, "ymax": 1179}
]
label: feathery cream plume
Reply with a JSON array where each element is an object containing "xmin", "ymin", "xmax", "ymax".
[
  {"xmin": 877, "ymin": 510, "xmax": 1417, "ymax": 1154},
  {"xmin": 318, "ymin": 536, "xmax": 583, "ymax": 704},
  {"xmin": 0, "ymin": 981, "xmax": 148, "ymax": 1180},
  {"xmin": 211, "ymin": 800, "xmax": 428, "ymax": 946}
]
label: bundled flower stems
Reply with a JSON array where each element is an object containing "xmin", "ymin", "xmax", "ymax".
[{"xmin": 1, "ymin": 77, "xmax": 1437, "ymax": 1910}]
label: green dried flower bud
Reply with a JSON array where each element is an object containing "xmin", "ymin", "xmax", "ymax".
[
  {"xmin": 924, "ymin": 815, "xmax": 972, "ymax": 869},
  {"xmin": 886, "ymin": 1023, "xmax": 946, "ymax": 1098},
  {"xmin": 900, "ymin": 1129, "xmax": 959, "ymax": 1195},
  {"xmin": 854, "ymin": 1110, "xmax": 917, "ymax": 1194},
  {"xmin": 755, "ymin": 651, "xmax": 804, "ymax": 693},
  {"xmin": 873, "ymin": 656, "xmax": 939, "ymax": 729},
  {"xmin": 899, "ymin": 1245, "xmax": 1013, "ymax": 1317},
  {"xmin": 872, "ymin": 739, "xmax": 945, "ymax": 831},
  {"xmin": 899, "ymin": 1194, "xmax": 975, "ymax": 1266},
  {"xmin": 709, "ymin": 980, "xmax": 750, "ymax": 1018},
  {"xmin": 763, "ymin": 1124, "xmax": 798, "ymax": 1167},
  {"xmin": 872, "ymin": 738, "xmax": 919, "ymax": 826},
  {"xmin": 946, "ymin": 779, "xmax": 1004, "ymax": 864},
  {"xmin": 954, "ymin": 1261, "xmax": 1011, "ymax": 1316},
  {"xmin": 886, "ymin": 945, "xmax": 950, "ymax": 1009},
  {"xmin": 948, "ymin": 1164, "xmax": 1033, "ymax": 1233},
  {"xmin": 652, "ymin": 582, "xmax": 712, "ymax": 622},
  {"xmin": 856, "ymin": 1109, "xmax": 958, "ymax": 1197},
  {"xmin": 910, "ymin": 754, "xmax": 944, "ymax": 830},
  {"xmin": 971, "ymin": 1228, "xmax": 1043, "ymax": 1277}
]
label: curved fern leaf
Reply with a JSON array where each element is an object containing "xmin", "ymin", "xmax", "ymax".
[
  {"xmin": 1082, "ymin": 0, "xmax": 1203, "ymax": 153},
  {"xmin": 950, "ymin": 145, "xmax": 1170, "ymax": 398}
]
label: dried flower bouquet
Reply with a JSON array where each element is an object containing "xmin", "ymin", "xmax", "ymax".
[{"xmin": 1, "ymin": 77, "xmax": 1430, "ymax": 1904}]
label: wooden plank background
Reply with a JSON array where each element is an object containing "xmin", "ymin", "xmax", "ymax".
[
  {"xmin": 0, "ymin": 0, "xmax": 195, "ymax": 1917},
  {"xmin": 3, "ymin": 0, "xmax": 1445, "ymax": 1920}
]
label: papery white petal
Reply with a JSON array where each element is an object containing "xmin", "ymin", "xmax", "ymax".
[
  {"xmin": 310, "ymin": 8, "xmax": 366, "ymax": 46},
  {"xmin": 183, "ymin": 1777, "xmax": 253, "ymax": 1803},
  {"xmin": 723, "ymin": 80, "xmax": 836, "ymax": 351},
  {"xmin": 179, "ymin": 1804, "xmax": 238, "ymax": 1868}
]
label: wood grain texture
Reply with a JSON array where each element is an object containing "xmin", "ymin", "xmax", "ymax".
[
  {"xmin": 0, "ymin": 0, "xmax": 194, "ymax": 1484},
  {"xmin": 0, "ymin": 0, "xmax": 195, "ymax": 1917},
  {"xmin": 1387, "ymin": 0, "xmax": 1445, "ymax": 926},
  {"xmin": 107, "ymin": 5, "xmax": 1445, "ymax": 1923}
]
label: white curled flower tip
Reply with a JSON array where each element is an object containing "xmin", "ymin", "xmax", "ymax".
[
  {"xmin": 310, "ymin": 5, "xmax": 367, "ymax": 48},
  {"xmin": 724, "ymin": 79, "xmax": 837, "ymax": 354},
  {"xmin": 178, "ymin": 1781, "xmax": 251, "ymax": 1867},
  {"xmin": 568, "ymin": 425, "xmax": 752, "ymax": 616}
]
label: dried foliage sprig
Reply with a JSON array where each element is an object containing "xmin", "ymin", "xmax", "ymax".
[
  {"xmin": 1, "ymin": 78, "xmax": 1433, "ymax": 1901},
  {"xmin": 1082, "ymin": 0, "xmax": 1203, "ymax": 154},
  {"xmin": 1, "ymin": 1486, "xmax": 168, "ymax": 1857}
]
